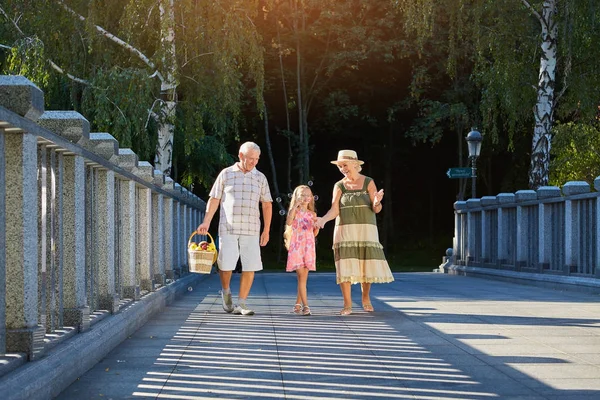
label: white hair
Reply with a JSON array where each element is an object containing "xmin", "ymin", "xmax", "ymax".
[{"xmin": 239, "ymin": 141, "xmax": 261, "ymax": 155}]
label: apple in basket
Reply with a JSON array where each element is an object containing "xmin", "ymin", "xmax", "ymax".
[{"xmin": 199, "ymin": 241, "xmax": 209, "ymax": 251}]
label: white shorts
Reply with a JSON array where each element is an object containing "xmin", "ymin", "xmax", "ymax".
[{"xmin": 217, "ymin": 234, "xmax": 263, "ymax": 272}]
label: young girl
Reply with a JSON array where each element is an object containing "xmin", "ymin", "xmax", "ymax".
[{"xmin": 284, "ymin": 185, "xmax": 319, "ymax": 316}]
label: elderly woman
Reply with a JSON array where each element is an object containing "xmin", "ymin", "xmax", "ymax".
[{"xmin": 317, "ymin": 150, "xmax": 394, "ymax": 315}]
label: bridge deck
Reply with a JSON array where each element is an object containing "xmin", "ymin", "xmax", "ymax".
[{"xmin": 55, "ymin": 272, "xmax": 600, "ymax": 400}]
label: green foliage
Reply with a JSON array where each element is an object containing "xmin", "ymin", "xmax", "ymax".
[
  {"xmin": 550, "ymin": 121, "xmax": 600, "ymax": 186},
  {"xmin": 260, "ymin": 0, "xmax": 404, "ymax": 185},
  {"xmin": 3, "ymin": 37, "xmax": 50, "ymax": 88},
  {"xmin": 406, "ymin": 100, "xmax": 469, "ymax": 145},
  {"xmin": 1, "ymin": 0, "xmax": 266, "ymax": 187},
  {"xmin": 554, "ymin": 1, "xmax": 600, "ymax": 122},
  {"xmin": 81, "ymin": 67, "xmax": 158, "ymax": 160},
  {"xmin": 176, "ymin": 99, "xmax": 235, "ymax": 189}
]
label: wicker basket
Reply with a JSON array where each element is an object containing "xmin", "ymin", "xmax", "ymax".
[{"xmin": 187, "ymin": 231, "xmax": 218, "ymax": 274}]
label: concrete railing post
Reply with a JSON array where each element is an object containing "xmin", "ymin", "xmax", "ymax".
[
  {"xmin": 38, "ymin": 111, "xmax": 92, "ymax": 332},
  {"xmin": 119, "ymin": 179, "xmax": 138, "ymax": 300},
  {"xmin": 138, "ymin": 187, "xmax": 154, "ymax": 291},
  {"xmin": 496, "ymin": 193, "xmax": 515, "ymax": 265},
  {"xmin": 480, "ymin": 196, "xmax": 498, "ymax": 263},
  {"xmin": 0, "ymin": 128, "xmax": 5, "ymax": 354},
  {"xmin": 173, "ymin": 201, "xmax": 181, "ymax": 277},
  {"xmin": 563, "ymin": 182, "xmax": 590, "ymax": 274},
  {"xmin": 182, "ymin": 203, "xmax": 189, "ymax": 271},
  {"xmin": 152, "ymin": 170, "xmax": 165, "ymax": 285},
  {"xmin": 453, "ymin": 201, "xmax": 467, "ymax": 264},
  {"xmin": 164, "ymin": 196, "xmax": 174, "ymax": 280},
  {"xmin": 5, "ymin": 130, "xmax": 45, "ymax": 359},
  {"xmin": 515, "ymin": 190, "xmax": 537, "ymax": 270},
  {"xmin": 153, "ymin": 193, "xmax": 165, "ymax": 286},
  {"xmin": 536, "ymin": 186, "xmax": 562, "ymax": 272},
  {"xmin": 465, "ymin": 199, "xmax": 481, "ymax": 264},
  {"xmin": 135, "ymin": 162, "xmax": 155, "ymax": 292},
  {"xmin": 595, "ymin": 177, "xmax": 600, "ymax": 277},
  {"xmin": 87, "ymin": 133, "xmax": 120, "ymax": 313},
  {"xmin": 95, "ymin": 168, "xmax": 119, "ymax": 312},
  {"xmin": 1, "ymin": 76, "xmax": 46, "ymax": 359},
  {"xmin": 62, "ymin": 154, "xmax": 89, "ymax": 329},
  {"xmin": 113, "ymin": 148, "xmax": 139, "ymax": 300}
]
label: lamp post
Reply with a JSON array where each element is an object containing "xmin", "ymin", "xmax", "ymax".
[{"xmin": 466, "ymin": 128, "xmax": 482, "ymax": 199}]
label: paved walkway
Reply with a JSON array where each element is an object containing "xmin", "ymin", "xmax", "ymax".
[{"xmin": 56, "ymin": 272, "xmax": 600, "ymax": 400}]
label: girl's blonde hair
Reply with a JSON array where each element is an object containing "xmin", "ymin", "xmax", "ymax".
[{"xmin": 283, "ymin": 185, "xmax": 316, "ymax": 250}]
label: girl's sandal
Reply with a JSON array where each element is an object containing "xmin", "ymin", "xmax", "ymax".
[
  {"xmin": 302, "ymin": 306, "xmax": 312, "ymax": 316},
  {"xmin": 363, "ymin": 303, "xmax": 374, "ymax": 312},
  {"xmin": 340, "ymin": 307, "xmax": 352, "ymax": 316},
  {"xmin": 293, "ymin": 304, "xmax": 303, "ymax": 314}
]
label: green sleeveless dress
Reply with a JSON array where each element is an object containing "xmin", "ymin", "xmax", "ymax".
[{"xmin": 333, "ymin": 176, "xmax": 394, "ymax": 284}]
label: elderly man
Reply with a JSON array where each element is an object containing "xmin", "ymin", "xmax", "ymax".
[{"xmin": 196, "ymin": 142, "xmax": 273, "ymax": 315}]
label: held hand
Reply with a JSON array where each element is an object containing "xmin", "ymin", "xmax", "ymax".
[
  {"xmin": 316, "ymin": 217, "xmax": 326, "ymax": 229},
  {"xmin": 373, "ymin": 189, "xmax": 384, "ymax": 207},
  {"xmin": 260, "ymin": 231, "xmax": 270, "ymax": 246},
  {"xmin": 196, "ymin": 222, "xmax": 210, "ymax": 235},
  {"xmin": 310, "ymin": 213, "xmax": 319, "ymax": 227}
]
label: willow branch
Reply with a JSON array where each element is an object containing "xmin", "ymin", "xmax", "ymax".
[{"xmin": 55, "ymin": 0, "xmax": 164, "ymax": 82}]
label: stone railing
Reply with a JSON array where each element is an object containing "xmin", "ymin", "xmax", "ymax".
[
  {"xmin": 450, "ymin": 179, "xmax": 600, "ymax": 289},
  {"xmin": 0, "ymin": 76, "xmax": 206, "ymax": 365}
]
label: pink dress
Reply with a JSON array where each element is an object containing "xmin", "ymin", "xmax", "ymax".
[{"xmin": 286, "ymin": 209, "xmax": 317, "ymax": 271}]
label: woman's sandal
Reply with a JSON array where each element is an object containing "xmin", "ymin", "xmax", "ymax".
[
  {"xmin": 293, "ymin": 304, "xmax": 303, "ymax": 314},
  {"xmin": 302, "ymin": 306, "xmax": 312, "ymax": 316},
  {"xmin": 363, "ymin": 303, "xmax": 374, "ymax": 312},
  {"xmin": 340, "ymin": 307, "xmax": 352, "ymax": 316}
]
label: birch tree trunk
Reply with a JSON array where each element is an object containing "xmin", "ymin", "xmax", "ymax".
[
  {"xmin": 154, "ymin": 0, "xmax": 178, "ymax": 177},
  {"xmin": 527, "ymin": 0, "xmax": 558, "ymax": 189},
  {"xmin": 56, "ymin": 0, "xmax": 178, "ymax": 176}
]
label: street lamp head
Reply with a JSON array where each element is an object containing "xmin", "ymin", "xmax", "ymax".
[{"xmin": 466, "ymin": 128, "xmax": 482, "ymax": 159}]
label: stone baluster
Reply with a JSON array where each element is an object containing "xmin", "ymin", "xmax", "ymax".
[
  {"xmin": 453, "ymin": 201, "xmax": 467, "ymax": 264},
  {"xmin": 86, "ymin": 133, "xmax": 120, "ymax": 313},
  {"xmin": 163, "ymin": 177, "xmax": 176, "ymax": 280},
  {"xmin": 182, "ymin": 202, "xmax": 189, "ymax": 270},
  {"xmin": 152, "ymin": 170, "xmax": 165, "ymax": 285},
  {"xmin": 562, "ymin": 181, "xmax": 590, "ymax": 274},
  {"xmin": 38, "ymin": 144, "xmax": 63, "ymax": 331},
  {"xmin": 515, "ymin": 190, "xmax": 537, "ymax": 271},
  {"xmin": 1, "ymin": 76, "xmax": 46, "ymax": 359},
  {"xmin": 496, "ymin": 193, "xmax": 515, "ymax": 265},
  {"xmin": 174, "ymin": 183, "xmax": 184, "ymax": 271},
  {"xmin": 480, "ymin": 196, "xmax": 498, "ymax": 264},
  {"xmin": 595, "ymin": 178, "xmax": 600, "ymax": 277},
  {"xmin": 536, "ymin": 186, "xmax": 562, "ymax": 272},
  {"xmin": 135, "ymin": 162, "xmax": 155, "ymax": 291},
  {"xmin": 164, "ymin": 196, "xmax": 174, "ymax": 280},
  {"xmin": 465, "ymin": 199, "xmax": 481, "ymax": 264},
  {"xmin": 39, "ymin": 111, "xmax": 90, "ymax": 331},
  {"xmin": 113, "ymin": 149, "xmax": 140, "ymax": 301},
  {"xmin": 0, "ymin": 126, "xmax": 5, "ymax": 354}
]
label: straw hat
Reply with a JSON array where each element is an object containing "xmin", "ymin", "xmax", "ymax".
[{"xmin": 330, "ymin": 150, "xmax": 364, "ymax": 165}]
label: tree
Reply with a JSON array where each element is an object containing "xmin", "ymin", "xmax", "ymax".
[
  {"xmin": 395, "ymin": 0, "xmax": 600, "ymax": 190},
  {"xmin": 261, "ymin": 0, "xmax": 400, "ymax": 184},
  {"xmin": 1, "ymin": 0, "xmax": 264, "ymax": 187},
  {"xmin": 550, "ymin": 120, "xmax": 600, "ymax": 186}
]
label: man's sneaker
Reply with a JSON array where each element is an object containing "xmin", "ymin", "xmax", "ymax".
[
  {"xmin": 232, "ymin": 303, "xmax": 255, "ymax": 316},
  {"xmin": 221, "ymin": 290, "xmax": 233, "ymax": 313}
]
